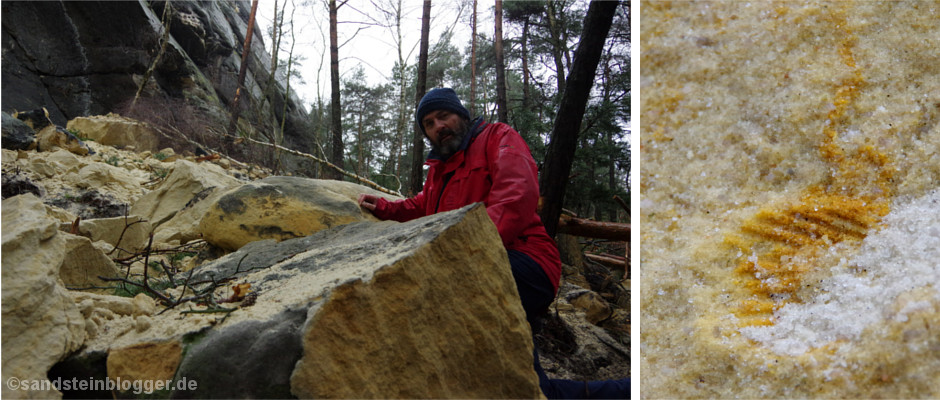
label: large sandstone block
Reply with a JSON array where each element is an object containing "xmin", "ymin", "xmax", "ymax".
[
  {"xmin": 1, "ymin": 194, "xmax": 86, "ymax": 399},
  {"xmin": 287, "ymin": 204, "xmax": 539, "ymax": 399},
  {"xmin": 35, "ymin": 125, "xmax": 90, "ymax": 156},
  {"xmin": 641, "ymin": 2, "xmax": 940, "ymax": 398},
  {"xmin": 59, "ymin": 233, "xmax": 122, "ymax": 291},
  {"xmin": 63, "ymin": 204, "xmax": 541, "ymax": 398},
  {"xmin": 41, "ymin": 150, "xmax": 148, "ymax": 205},
  {"xmin": 63, "ymin": 215, "xmax": 152, "ymax": 257},
  {"xmin": 130, "ymin": 159, "xmax": 242, "ymax": 228},
  {"xmin": 197, "ymin": 176, "xmax": 397, "ymax": 251},
  {"xmin": 66, "ymin": 114, "xmax": 160, "ymax": 152},
  {"xmin": 152, "ymin": 185, "xmax": 231, "ymax": 246}
]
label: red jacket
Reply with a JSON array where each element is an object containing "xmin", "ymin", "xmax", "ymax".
[{"xmin": 372, "ymin": 120, "xmax": 561, "ymax": 293}]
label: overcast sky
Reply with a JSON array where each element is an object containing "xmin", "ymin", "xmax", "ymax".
[{"xmin": 255, "ymin": 0, "xmax": 482, "ymax": 110}]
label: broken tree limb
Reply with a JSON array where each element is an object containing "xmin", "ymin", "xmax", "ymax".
[
  {"xmin": 230, "ymin": 133, "xmax": 402, "ymax": 197},
  {"xmin": 557, "ymin": 215, "xmax": 630, "ymax": 241},
  {"xmin": 598, "ymin": 253, "xmax": 626, "ymax": 262},
  {"xmin": 143, "ymin": 118, "xmax": 402, "ymax": 197},
  {"xmin": 585, "ymin": 253, "xmax": 626, "ymax": 270},
  {"xmin": 227, "ymin": 0, "xmax": 260, "ymax": 136},
  {"xmin": 613, "ymin": 195, "xmax": 629, "ymax": 214}
]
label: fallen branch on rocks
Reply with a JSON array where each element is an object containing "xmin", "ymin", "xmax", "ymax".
[
  {"xmin": 112, "ymin": 239, "xmax": 206, "ymax": 263},
  {"xmin": 180, "ymin": 306, "xmax": 236, "ymax": 315},
  {"xmin": 99, "ymin": 275, "xmax": 172, "ymax": 303},
  {"xmin": 98, "ymin": 232, "xmax": 235, "ymax": 312}
]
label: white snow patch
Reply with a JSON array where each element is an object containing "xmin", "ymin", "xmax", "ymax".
[{"xmin": 742, "ymin": 189, "xmax": 940, "ymax": 355}]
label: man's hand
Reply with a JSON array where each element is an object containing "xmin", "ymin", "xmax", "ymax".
[{"xmin": 358, "ymin": 193, "xmax": 379, "ymax": 212}]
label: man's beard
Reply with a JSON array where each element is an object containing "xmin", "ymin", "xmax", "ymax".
[{"xmin": 431, "ymin": 118, "xmax": 470, "ymax": 158}]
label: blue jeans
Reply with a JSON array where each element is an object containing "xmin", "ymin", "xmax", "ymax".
[{"xmin": 507, "ymin": 250, "xmax": 630, "ymax": 399}]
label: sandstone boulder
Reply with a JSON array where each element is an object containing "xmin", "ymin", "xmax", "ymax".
[
  {"xmin": 43, "ymin": 148, "xmax": 84, "ymax": 173},
  {"xmin": 59, "ymin": 233, "xmax": 122, "ymax": 291},
  {"xmin": 153, "ymin": 147, "xmax": 180, "ymax": 162},
  {"xmin": 130, "ymin": 159, "xmax": 242, "ymax": 228},
  {"xmin": 63, "ymin": 163, "xmax": 146, "ymax": 204},
  {"xmin": 59, "ymin": 204, "xmax": 541, "ymax": 398},
  {"xmin": 107, "ymin": 340, "xmax": 183, "ymax": 386},
  {"xmin": 25, "ymin": 148, "xmax": 149, "ymax": 208},
  {"xmin": 36, "ymin": 125, "xmax": 90, "ymax": 156},
  {"xmin": 63, "ymin": 215, "xmax": 152, "ymax": 257},
  {"xmin": 11, "ymin": 108, "xmax": 53, "ymax": 131},
  {"xmin": 66, "ymin": 114, "xmax": 159, "ymax": 151},
  {"xmin": 1, "ymin": 112, "xmax": 36, "ymax": 150},
  {"xmin": 151, "ymin": 186, "xmax": 228, "ymax": 246},
  {"xmin": 197, "ymin": 176, "xmax": 397, "ymax": 251},
  {"xmin": 66, "ymin": 114, "xmax": 161, "ymax": 152},
  {"xmin": 1, "ymin": 194, "xmax": 86, "ymax": 400},
  {"xmin": 567, "ymin": 289, "xmax": 613, "ymax": 325}
]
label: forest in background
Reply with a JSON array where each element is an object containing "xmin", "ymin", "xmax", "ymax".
[{"xmin": 238, "ymin": 0, "xmax": 629, "ymax": 224}]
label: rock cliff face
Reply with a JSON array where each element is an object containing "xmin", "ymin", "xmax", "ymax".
[
  {"xmin": 641, "ymin": 2, "xmax": 940, "ymax": 398},
  {"xmin": 1, "ymin": 0, "xmax": 313, "ymax": 157}
]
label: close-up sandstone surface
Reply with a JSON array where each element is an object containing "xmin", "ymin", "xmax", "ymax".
[{"xmin": 641, "ymin": 1, "xmax": 939, "ymax": 398}]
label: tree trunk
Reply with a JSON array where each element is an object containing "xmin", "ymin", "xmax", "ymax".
[
  {"xmin": 599, "ymin": 46, "xmax": 619, "ymax": 222},
  {"xmin": 357, "ymin": 107, "xmax": 364, "ymax": 177},
  {"xmin": 261, "ymin": 0, "xmax": 285, "ymax": 144},
  {"xmin": 227, "ymin": 0, "xmax": 260, "ymax": 136},
  {"xmin": 270, "ymin": 0, "xmax": 281, "ymax": 72},
  {"xmin": 608, "ymin": 134, "xmax": 617, "ymax": 221},
  {"xmin": 546, "ymin": 0, "xmax": 566, "ymax": 95},
  {"xmin": 393, "ymin": 0, "xmax": 406, "ymax": 180},
  {"xmin": 329, "ymin": 0, "xmax": 344, "ymax": 179},
  {"xmin": 539, "ymin": 0, "xmax": 619, "ymax": 238},
  {"xmin": 276, "ymin": 6, "xmax": 298, "ymax": 174},
  {"xmin": 493, "ymin": 0, "xmax": 508, "ymax": 123},
  {"xmin": 521, "ymin": 17, "xmax": 531, "ymax": 111},
  {"xmin": 409, "ymin": 0, "xmax": 432, "ymax": 196},
  {"xmin": 469, "ymin": 0, "xmax": 477, "ymax": 116}
]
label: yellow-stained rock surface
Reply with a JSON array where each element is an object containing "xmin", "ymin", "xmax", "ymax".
[
  {"xmin": 58, "ymin": 233, "xmax": 122, "ymax": 291},
  {"xmin": 641, "ymin": 1, "xmax": 940, "ymax": 398},
  {"xmin": 290, "ymin": 204, "xmax": 541, "ymax": 399},
  {"xmin": 198, "ymin": 176, "xmax": 396, "ymax": 251},
  {"xmin": 106, "ymin": 340, "xmax": 183, "ymax": 383},
  {"xmin": 67, "ymin": 114, "xmax": 161, "ymax": 153}
]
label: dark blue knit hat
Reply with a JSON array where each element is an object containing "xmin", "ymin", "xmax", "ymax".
[{"xmin": 415, "ymin": 88, "xmax": 470, "ymax": 135}]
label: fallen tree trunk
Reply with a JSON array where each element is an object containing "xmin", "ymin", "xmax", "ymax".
[{"xmin": 557, "ymin": 215, "xmax": 630, "ymax": 241}]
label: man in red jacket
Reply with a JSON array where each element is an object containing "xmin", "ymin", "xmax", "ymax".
[{"xmin": 358, "ymin": 88, "xmax": 628, "ymax": 399}]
